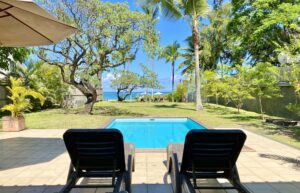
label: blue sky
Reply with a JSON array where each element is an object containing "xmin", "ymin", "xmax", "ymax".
[{"xmin": 102, "ymin": 0, "xmax": 193, "ymax": 92}]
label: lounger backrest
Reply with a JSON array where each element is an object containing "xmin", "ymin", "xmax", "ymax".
[
  {"xmin": 63, "ymin": 129, "xmax": 126, "ymax": 172},
  {"xmin": 181, "ymin": 129, "xmax": 246, "ymax": 172}
]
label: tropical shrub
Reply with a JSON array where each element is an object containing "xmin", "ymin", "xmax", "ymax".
[
  {"xmin": 30, "ymin": 62, "xmax": 68, "ymax": 107},
  {"xmin": 203, "ymin": 70, "xmax": 224, "ymax": 104},
  {"xmin": 1, "ymin": 77, "xmax": 45, "ymax": 117},
  {"xmin": 249, "ymin": 62, "xmax": 282, "ymax": 119},
  {"xmin": 167, "ymin": 81, "xmax": 188, "ymax": 102},
  {"xmin": 223, "ymin": 67, "xmax": 254, "ymax": 113}
]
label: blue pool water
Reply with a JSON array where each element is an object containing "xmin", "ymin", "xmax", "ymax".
[{"xmin": 106, "ymin": 118, "xmax": 206, "ymax": 148}]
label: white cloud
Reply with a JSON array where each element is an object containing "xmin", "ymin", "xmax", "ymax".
[{"xmin": 103, "ymin": 73, "xmax": 116, "ymax": 82}]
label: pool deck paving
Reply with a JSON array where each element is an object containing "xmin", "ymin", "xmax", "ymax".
[{"xmin": 0, "ymin": 128, "xmax": 299, "ymax": 193}]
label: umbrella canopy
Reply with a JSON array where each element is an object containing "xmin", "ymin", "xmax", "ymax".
[
  {"xmin": 0, "ymin": 0, "xmax": 77, "ymax": 47},
  {"xmin": 154, "ymin": 92, "xmax": 163, "ymax": 95}
]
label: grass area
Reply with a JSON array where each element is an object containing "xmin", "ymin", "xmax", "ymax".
[{"xmin": 0, "ymin": 101, "xmax": 299, "ymax": 148}]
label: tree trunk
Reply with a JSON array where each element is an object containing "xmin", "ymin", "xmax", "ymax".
[
  {"xmin": 192, "ymin": 18, "xmax": 203, "ymax": 111},
  {"xmin": 258, "ymin": 96, "xmax": 264, "ymax": 120},
  {"xmin": 146, "ymin": 86, "xmax": 149, "ymax": 102},
  {"xmin": 117, "ymin": 89, "xmax": 124, "ymax": 102},
  {"xmin": 97, "ymin": 70, "xmax": 104, "ymax": 101},
  {"xmin": 84, "ymin": 93, "xmax": 96, "ymax": 114},
  {"xmin": 74, "ymin": 81, "xmax": 97, "ymax": 114},
  {"xmin": 216, "ymin": 95, "xmax": 218, "ymax": 105},
  {"xmin": 172, "ymin": 61, "xmax": 175, "ymax": 103}
]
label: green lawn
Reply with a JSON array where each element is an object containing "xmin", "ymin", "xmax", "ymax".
[{"xmin": 1, "ymin": 101, "xmax": 299, "ymax": 148}]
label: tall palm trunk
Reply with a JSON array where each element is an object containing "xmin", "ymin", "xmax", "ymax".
[
  {"xmin": 151, "ymin": 59, "xmax": 155, "ymax": 100},
  {"xmin": 192, "ymin": 18, "xmax": 203, "ymax": 111},
  {"xmin": 172, "ymin": 61, "xmax": 175, "ymax": 103}
]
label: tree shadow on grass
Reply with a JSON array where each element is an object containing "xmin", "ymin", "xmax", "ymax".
[
  {"xmin": 92, "ymin": 106, "xmax": 145, "ymax": 116},
  {"xmin": 154, "ymin": 104, "xmax": 179, "ymax": 108},
  {"xmin": 222, "ymin": 115, "xmax": 262, "ymax": 122},
  {"xmin": 154, "ymin": 104, "xmax": 195, "ymax": 111},
  {"xmin": 59, "ymin": 106, "xmax": 145, "ymax": 116},
  {"xmin": 205, "ymin": 105, "xmax": 236, "ymax": 115}
]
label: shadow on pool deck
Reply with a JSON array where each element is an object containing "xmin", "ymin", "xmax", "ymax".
[
  {"xmin": 0, "ymin": 137, "xmax": 66, "ymax": 171},
  {"xmin": 259, "ymin": 153, "xmax": 300, "ymax": 170}
]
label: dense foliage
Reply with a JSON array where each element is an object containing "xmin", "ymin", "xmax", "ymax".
[
  {"xmin": 111, "ymin": 70, "xmax": 140, "ymax": 102},
  {"xmin": 0, "ymin": 48, "xmax": 30, "ymax": 77},
  {"xmin": 38, "ymin": 0, "xmax": 158, "ymax": 113},
  {"xmin": 249, "ymin": 62, "xmax": 282, "ymax": 118}
]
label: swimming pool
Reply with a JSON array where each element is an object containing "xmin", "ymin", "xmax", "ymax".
[{"xmin": 106, "ymin": 118, "xmax": 206, "ymax": 148}]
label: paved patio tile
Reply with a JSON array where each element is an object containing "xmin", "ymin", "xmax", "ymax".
[
  {"xmin": 0, "ymin": 128, "xmax": 300, "ymax": 193},
  {"xmin": 17, "ymin": 186, "xmax": 47, "ymax": 193},
  {"xmin": 132, "ymin": 184, "xmax": 148, "ymax": 193},
  {"xmin": 0, "ymin": 186, "xmax": 22, "ymax": 193}
]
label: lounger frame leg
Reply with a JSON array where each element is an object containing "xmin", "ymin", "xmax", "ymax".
[
  {"xmin": 59, "ymin": 170, "xmax": 78, "ymax": 193},
  {"xmin": 181, "ymin": 175, "xmax": 196, "ymax": 193},
  {"xmin": 168, "ymin": 152, "xmax": 181, "ymax": 193},
  {"xmin": 231, "ymin": 165, "xmax": 251, "ymax": 193},
  {"xmin": 112, "ymin": 173, "xmax": 126, "ymax": 193},
  {"xmin": 126, "ymin": 154, "xmax": 134, "ymax": 193}
]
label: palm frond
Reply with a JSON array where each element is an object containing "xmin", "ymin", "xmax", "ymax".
[
  {"xmin": 180, "ymin": 0, "xmax": 210, "ymax": 17},
  {"xmin": 142, "ymin": 0, "xmax": 182, "ymax": 20}
]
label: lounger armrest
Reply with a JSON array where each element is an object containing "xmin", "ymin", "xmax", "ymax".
[
  {"xmin": 167, "ymin": 144, "xmax": 182, "ymax": 193},
  {"xmin": 125, "ymin": 142, "xmax": 135, "ymax": 171},
  {"xmin": 167, "ymin": 144, "xmax": 183, "ymax": 172}
]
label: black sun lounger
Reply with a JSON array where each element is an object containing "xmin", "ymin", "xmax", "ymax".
[
  {"xmin": 167, "ymin": 129, "xmax": 250, "ymax": 193},
  {"xmin": 60, "ymin": 129, "xmax": 135, "ymax": 193}
]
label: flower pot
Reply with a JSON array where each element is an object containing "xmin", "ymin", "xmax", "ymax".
[{"xmin": 2, "ymin": 116, "xmax": 25, "ymax": 132}]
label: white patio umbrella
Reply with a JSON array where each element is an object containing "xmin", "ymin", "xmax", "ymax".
[
  {"xmin": 154, "ymin": 92, "xmax": 163, "ymax": 95},
  {"xmin": 0, "ymin": 0, "xmax": 77, "ymax": 47}
]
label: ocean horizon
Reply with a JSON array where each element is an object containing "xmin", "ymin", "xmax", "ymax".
[{"xmin": 103, "ymin": 91, "xmax": 170, "ymax": 101}]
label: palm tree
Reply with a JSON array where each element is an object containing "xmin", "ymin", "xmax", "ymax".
[
  {"xmin": 143, "ymin": 0, "xmax": 209, "ymax": 111},
  {"xmin": 178, "ymin": 36, "xmax": 196, "ymax": 76},
  {"xmin": 162, "ymin": 41, "xmax": 181, "ymax": 102},
  {"xmin": 141, "ymin": 5, "xmax": 160, "ymax": 100}
]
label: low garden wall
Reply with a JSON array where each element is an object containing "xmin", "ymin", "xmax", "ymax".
[{"xmin": 208, "ymin": 85, "xmax": 300, "ymax": 120}]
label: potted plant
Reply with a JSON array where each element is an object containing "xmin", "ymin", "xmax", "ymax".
[{"xmin": 1, "ymin": 77, "xmax": 45, "ymax": 132}]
